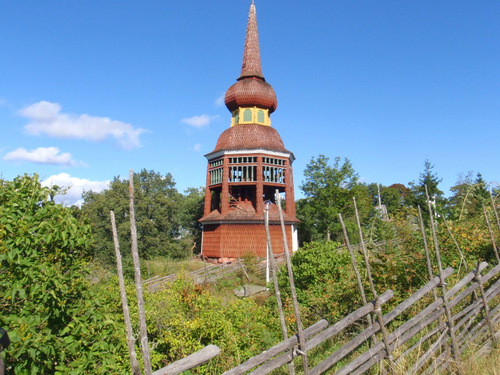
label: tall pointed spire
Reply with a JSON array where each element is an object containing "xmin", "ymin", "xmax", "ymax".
[
  {"xmin": 224, "ymin": 1, "xmax": 277, "ymax": 115},
  {"xmin": 239, "ymin": 1, "xmax": 264, "ymax": 80}
]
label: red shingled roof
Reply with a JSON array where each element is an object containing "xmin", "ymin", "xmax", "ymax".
[
  {"xmin": 225, "ymin": 78, "xmax": 277, "ymax": 113},
  {"xmin": 200, "ymin": 200, "xmax": 299, "ymax": 223},
  {"xmin": 212, "ymin": 123, "xmax": 289, "ymax": 153},
  {"xmin": 239, "ymin": 2, "xmax": 263, "ymax": 80},
  {"xmin": 224, "ymin": 1, "xmax": 278, "ymax": 114}
]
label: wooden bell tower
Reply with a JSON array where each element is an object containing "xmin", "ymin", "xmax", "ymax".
[{"xmin": 200, "ymin": 2, "xmax": 299, "ymax": 261}]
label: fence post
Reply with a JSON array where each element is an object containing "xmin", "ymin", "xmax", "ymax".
[
  {"xmin": 418, "ymin": 205, "xmax": 439, "ymax": 302},
  {"xmin": 276, "ymin": 190, "xmax": 308, "ymax": 374},
  {"xmin": 483, "ymin": 203, "xmax": 500, "ymax": 264},
  {"xmin": 129, "ymin": 170, "xmax": 153, "ymax": 375},
  {"xmin": 473, "ymin": 261, "xmax": 498, "ymax": 348},
  {"xmin": 353, "ymin": 197, "xmax": 396, "ymax": 371},
  {"xmin": 425, "ymin": 186, "xmax": 462, "ymax": 373},
  {"xmin": 489, "ymin": 189, "xmax": 500, "ymax": 233},
  {"xmin": 264, "ymin": 202, "xmax": 295, "ymax": 375},
  {"xmin": 111, "ymin": 210, "xmax": 142, "ymax": 375},
  {"xmin": 339, "ymin": 214, "xmax": 374, "ymax": 330},
  {"xmin": 442, "ymin": 217, "xmax": 470, "ymax": 273}
]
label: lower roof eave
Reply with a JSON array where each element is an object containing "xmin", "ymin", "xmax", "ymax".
[{"xmin": 200, "ymin": 219, "xmax": 300, "ymax": 225}]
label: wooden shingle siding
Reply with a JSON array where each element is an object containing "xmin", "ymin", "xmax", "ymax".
[{"xmin": 202, "ymin": 223, "xmax": 293, "ymax": 259}]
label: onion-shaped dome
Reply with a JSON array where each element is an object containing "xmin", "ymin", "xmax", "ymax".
[{"xmin": 225, "ymin": 78, "xmax": 277, "ymax": 113}]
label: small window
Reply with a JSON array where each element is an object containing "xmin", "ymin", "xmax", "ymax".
[
  {"xmin": 257, "ymin": 110, "xmax": 264, "ymax": 123},
  {"xmin": 244, "ymin": 109, "xmax": 252, "ymax": 122},
  {"xmin": 234, "ymin": 111, "xmax": 239, "ymax": 124}
]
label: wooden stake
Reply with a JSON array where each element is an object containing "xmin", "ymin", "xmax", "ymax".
[
  {"xmin": 418, "ymin": 205, "xmax": 439, "ymax": 302},
  {"xmin": 424, "ymin": 185, "xmax": 462, "ymax": 373},
  {"xmin": 353, "ymin": 197, "xmax": 395, "ymax": 370},
  {"xmin": 129, "ymin": 170, "xmax": 153, "ymax": 375},
  {"xmin": 441, "ymin": 217, "xmax": 469, "ymax": 274},
  {"xmin": 111, "ymin": 210, "xmax": 142, "ymax": 375},
  {"xmin": 264, "ymin": 202, "xmax": 295, "ymax": 375},
  {"xmin": 339, "ymin": 213, "xmax": 373, "ymax": 328},
  {"xmin": 276, "ymin": 190, "xmax": 308, "ymax": 374},
  {"xmin": 483, "ymin": 203, "xmax": 500, "ymax": 264},
  {"xmin": 489, "ymin": 189, "xmax": 500, "ymax": 233},
  {"xmin": 473, "ymin": 261, "xmax": 498, "ymax": 347}
]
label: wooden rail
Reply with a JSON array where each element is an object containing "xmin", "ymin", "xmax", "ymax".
[
  {"xmin": 143, "ymin": 256, "xmax": 284, "ymax": 292},
  {"xmin": 214, "ymin": 262, "xmax": 500, "ymax": 375}
]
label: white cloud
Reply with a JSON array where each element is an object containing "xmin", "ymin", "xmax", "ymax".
[
  {"xmin": 42, "ymin": 173, "xmax": 110, "ymax": 206},
  {"xmin": 20, "ymin": 101, "xmax": 147, "ymax": 149},
  {"xmin": 3, "ymin": 146, "xmax": 82, "ymax": 166},
  {"xmin": 181, "ymin": 114, "xmax": 219, "ymax": 129},
  {"xmin": 193, "ymin": 143, "xmax": 202, "ymax": 152},
  {"xmin": 215, "ymin": 93, "xmax": 225, "ymax": 107}
]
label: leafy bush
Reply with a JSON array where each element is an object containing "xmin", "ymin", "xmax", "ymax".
[
  {"xmin": 145, "ymin": 273, "xmax": 281, "ymax": 373},
  {"xmin": 276, "ymin": 241, "xmax": 365, "ymax": 322},
  {"xmin": 0, "ymin": 174, "xmax": 128, "ymax": 374}
]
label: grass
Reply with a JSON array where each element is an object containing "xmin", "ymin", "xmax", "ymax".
[
  {"xmin": 142, "ymin": 256, "xmax": 205, "ymax": 279},
  {"xmin": 459, "ymin": 343, "xmax": 500, "ymax": 375}
]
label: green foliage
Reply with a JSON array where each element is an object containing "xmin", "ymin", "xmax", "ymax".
[
  {"xmin": 408, "ymin": 160, "xmax": 444, "ymax": 219},
  {"xmin": 447, "ymin": 172, "xmax": 491, "ymax": 220},
  {"xmin": 0, "ymin": 174, "xmax": 128, "ymax": 374},
  {"xmin": 81, "ymin": 169, "xmax": 202, "ymax": 263},
  {"xmin": 436, "ymin": 216, "xmax": 495, "ymax": 269},
  {"xmin": 381, "ymin": 184, "xmax": 407, "ymax": 214},
  {"xmin": 178, "ymin": 187, "xmax": 205, "ymax": 254},
  {"xmin": 145, "ymin": 274, "xmax": 281, "ymax": 372},
  {"xmin": 298, "ymin": 155, "xmax": 368, "ymax": 243},
  {"xmin": 277, "ymin": 242, "xmax": 364, "ymax": 322}
]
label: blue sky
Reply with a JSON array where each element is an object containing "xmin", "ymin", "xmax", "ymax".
[{"xmin": 1, "ymin": 1, "xmax": 499, "ymax": 205}]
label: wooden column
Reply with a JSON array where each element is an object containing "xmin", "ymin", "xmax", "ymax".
[
  {"xmin": 221, "ymin": 156, "xmax": 230, "ymax": 215},
  {"xmin": 285, "ymin": 159, "xmax": 296, "ymax": 217},
  {"xmin": 203, "ymin": 162, "xmax": 212, "ymax": 217},
  {"xmin": 256, "ymin": 156, "xmax": 264, "ymax": 215}
]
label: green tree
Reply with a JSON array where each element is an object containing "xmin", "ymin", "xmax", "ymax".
[
  {"xmin": 381, "ymin": 184, "xmax": 411, "ymax": 214},
  {"xmin": 0, "ymin": 174, "xmax": 127, "ymax": 374},
  {"xmin": 448, "ymin": 172, "xmax": 490, "ymax": 220},
  {"xmin": 82, "ymin": 169, "xmax": 186, "ymax": 263},
  {"xmin": 178, "ymin": 187, "xmax": 205, "ymax": 255},
  {"xmin": 298, "ymin": 155, "xmax": 365, "ymax": 242},
  {"xmin": 408, "ymin": 160, "xmax": 444, "ymax": 218}
]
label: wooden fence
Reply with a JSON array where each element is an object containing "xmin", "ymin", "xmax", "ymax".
[
  {"xmin": 143, "ymin": 256, "xmax": 283, "ymax": 292},
  {"xmin": 218, "ymin": 262, "xmax": 500, "ymax": 375},
  {"xmin": 140, "ymin": 259, "xmax": 500, "ymax": 375},
  {"xmin": 121, "ymin": 178, "xmax": 500, "ymax": 374}
]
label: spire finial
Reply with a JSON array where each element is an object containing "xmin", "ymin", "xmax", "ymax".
[{"xmin": 239, "ymin": 1, "xmax": 263, "ymax": 80}]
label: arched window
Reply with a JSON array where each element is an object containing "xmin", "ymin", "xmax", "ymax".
[
  {"xmin": 244, "ymin": 109, "xmax": 252, "ymax": 122},
  {"xmin": 257, "ymin": 110, "xmax": 264, "ymax": 123}
]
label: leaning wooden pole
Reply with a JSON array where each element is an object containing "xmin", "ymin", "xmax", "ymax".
[
  {"xmin": 264, "ymin": 202, "xmax": 295, "ymax": 375},
  {"xmin": 129, "ymin": 170, "xmax": 153, "ymax": 375},
  {"xmin": 442, "ymin": 217, "xmax": 470, "ymax": 274},
  {"xmin": 425, "ymin": 185, "xmax": 462, "ymax": 373},
  {"xmin": 276, "ymin": 190, "xmax": 308, "ymax": 374},
  {"xmin": 473, "ymin": 261, "xmax": 498, "ymax": 348},
  {"xmin": 353, "ymin": 197, "xmax": 395, "ymax": 371},
  {"xmin": 338, "ymin": 213, "xmax": 373, "ymax": 327},
  {"xmin": 111, "ymin": 210, "xmax": 142, "ymax": 375},
  {"xmin": 417, "ymin": 205, "xmax": 439, "ymax": 302},
  {"xmin": 489, "ymin": 189, "xmax": 500, "ymax": 233},
  {"xmin": 483, "ymin": 203, "xmax": 500, "ymax": 264}
]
